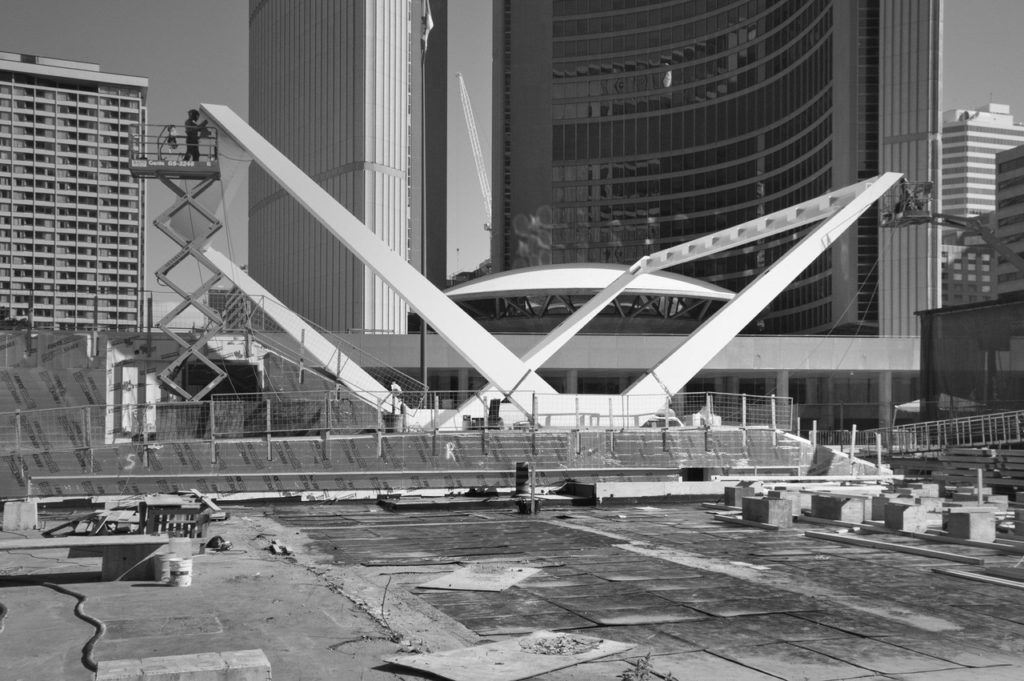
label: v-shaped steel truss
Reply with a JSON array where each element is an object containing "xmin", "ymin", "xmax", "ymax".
[{"xmin": 196, "ymin": 103, "xmax": 901, "ymax": 421}]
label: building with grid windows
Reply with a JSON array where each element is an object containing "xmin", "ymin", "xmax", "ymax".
[
  {"xmin": 994, "ymin": 145, "xmax": 1024, "ymax": 297},
  {"xmin": 0, "ymin": 52, "xmax": 147, "ymax": 330},
  {"xmin": 492, "ymin": 0, "xmax": 941, "ymax": 336},
  {"xmin": 942, "ymin": 104, "xmax": 1024, "ymax": 217},
  {"xmin": 938, "ymin": 105, "xmax": 1024, "ymax": 305}
]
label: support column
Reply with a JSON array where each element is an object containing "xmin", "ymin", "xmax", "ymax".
[
  {"xmin": 878, "ymin": 370, "xmax": 893, "ymax": 429},
  {"xmin": 565, "ymin": 369, "xmax": 579, "ymax": 394},
  {"xmin": 774, "ymin": 369, "xmax": 790, "ymax": 397}
]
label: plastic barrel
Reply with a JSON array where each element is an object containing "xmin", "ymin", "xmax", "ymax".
[
  {"xmin": 167, "ymin": 557, "xmax": 193, "ymax": 587},
  {"xmin": 153, "ymin": 553, "xmax": 175, "ymax": 583}
]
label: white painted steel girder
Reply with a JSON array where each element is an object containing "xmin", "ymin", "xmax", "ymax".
[
  {"xmin": 521, "ymin": 181, "xmax": 867, "ymax": 372},
  {"xmin": 201, "ymin": 249, "xmax": 391, "ymax": 397},
  {"xmin": 200, "ymin": 104, "xmax": 554, "ymax": 396},
  {"xmin": 625, "ymin": 172, "xmax": 904, "ymax": 397}
]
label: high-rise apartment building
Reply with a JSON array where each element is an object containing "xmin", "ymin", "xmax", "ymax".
[
  {"xmin": 248, "ymin": 0, "xmax": 447, "ymax": 334},
  {"xmin": 493, "ymin": 0, "xmax": 941, "ymax": 336},
  {"xmin": 0, "ymin": 52, "xmax": 147, "ymax": 330},
  {"xmin": 938, "ymin": 104, "xmax": 1024, "ymax": 305},
  {"xmin": 942, "ymin": 104, "xmax": 1024, "ymax": 217}
]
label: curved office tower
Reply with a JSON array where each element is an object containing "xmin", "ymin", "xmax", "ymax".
[
  {"xmin": 249, "ymin": 1, "xmax": 439, "ymax": 334},
  {"xmin": 493, "ymin": 0, "xmax": 941, "ymax": 335}
]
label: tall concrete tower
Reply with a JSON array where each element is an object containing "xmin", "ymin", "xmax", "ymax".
[{"xmin": 248, "ymin": 0, "xmax": 447, "ymax": 333}]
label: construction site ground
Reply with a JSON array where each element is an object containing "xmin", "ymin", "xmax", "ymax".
[{"xmin": 4, "ymin": 498, "xmax": 1024, "ymax": 680}]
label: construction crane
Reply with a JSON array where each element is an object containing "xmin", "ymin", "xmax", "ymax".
[
  {"xmin": 881, "ymin": 180, "xmax": 1024, "ymax": 276},
  {"xmin": 456, "ymin": 73, "xmax": 491, "ymax": 231}
]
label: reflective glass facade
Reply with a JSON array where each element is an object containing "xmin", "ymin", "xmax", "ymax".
[{"xmin": 493, "ymin": 0, "xmax": 941, "ymax": 335}]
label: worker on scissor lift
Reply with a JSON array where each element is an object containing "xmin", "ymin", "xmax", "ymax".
[{"xmin": 183, "ymin": 108, "xmax": 209, "ymax": 161}]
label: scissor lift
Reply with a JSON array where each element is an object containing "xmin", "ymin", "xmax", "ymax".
[{"xmin": 129, "ymin": 124, "xmax": 228, "ymax": 399}]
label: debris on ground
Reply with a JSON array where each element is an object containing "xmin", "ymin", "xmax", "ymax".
[{"xmin": 518, "ymin": 633, "xmax": 602, "ymax": 656}]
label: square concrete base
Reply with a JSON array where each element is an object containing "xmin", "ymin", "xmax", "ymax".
[
  {"xmin": 884, "ymin": 502, "xmax": 929, "ymax": 533},
  {"xmin": 810, "ymin": 495, "xmax": 865, "ymax": 524},
  {"xmin": 766, "ymin": 489, "xmax": 801, "ymax": 517},
  {"xmin": 724, "ymin": 482, "xmax": 762, "ymax": 507},
  {"xmin": 905, "ymin": 482, "xmax": 940, "ymax": 497},
  {"xmin": 742, "ymin": 496, "xmax": 793, "ymax": 528},
  {"xmin": 870, "ymin": 494, "xmax": 898, "ymax": 521},
  {"xmin": 947, "ymin": 511, "xmax": 996, "ymax": 543},
  {"xmin": 914, "ymin": 496, "xmax": 943, "ymax": 513}
]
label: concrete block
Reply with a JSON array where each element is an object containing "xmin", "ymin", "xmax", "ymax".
[
  {"xmin": 222, "ymin": 649, "xmax": 272, "ymax": 681},
  {"xmin": 810, "ymin": 495, "xmax": 865, "ymax": 524},
  {"xmin": 766, "ymin": 489, "xmax": 801, "ymax": 517},
  {"xmin": 2, "ymin": 500, "xmax": 38, "ymax": 532},
  {"xmin": 947, "ymin": 510, "xmax": 996, "ymax": 543},
  {"xmin": 906, "ymin": 482, "xmax": 940, "ymax": 497},
  {"xmin": 95, "ymin": 658, "xmax": 143, "ymax": 681},
  {"xmin": 724, "ymin": 481, "xmax": 762, "ymax": 507},
  {"xmin": 870, "ymin": 493, "xmax": 898, "ymax": 521},
  {"xmin": 884, "ymin": 502, "xmax": 929, "ymax": 533},
  {"xmin": 140, "ymin": 651, "xmax": 225, "ymax": 681},
  {"xmin": 741, "ymin": 496, "xmax": 793, "ymax": 528},
  {"xmin": 985, "ymin": 494, "xmax": 1009, "ymax": 510},
  {"xmin": 915, "ymin": 496, "xmax": 944, "ymax": 513}
]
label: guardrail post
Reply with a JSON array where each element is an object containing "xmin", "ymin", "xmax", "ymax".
[
  {"xmin": 811, "ymin": 420, "xmax": 817, "ymax": 447},
  {"xmin": 575, "ymin": 395, "xmax": 580, "ymax": 428},
  {"xmin": 875, "ymin": 432, "xmax": 882, "ymax": 471},
  {"xmin": 265, "ymin": 398, "xmax": 272, "ymax": 461},
  {"xmin": 15, "ymin": 408, "xmax": 22, "ymax": 477},
  {"xmin": 770, "ymin": 396, "xmax": 777, "ymax": 430},
  {"xmin": 322, "ymin": 392, "xmax": 331, "ymax": 461},
  {"xmin": 741, "ymin": 394, "xmax": 747, "ymax": 427},
  {"xmin": 850, "ymin": 423, "xmax": 857, "ymax": 457},
  {"xmin": 83, "ymin": 406, "xmax": 93, "ymax": 473},
  {"xmin": 209, "ymin": 400, "xmax": 216, "ymax": 464}
]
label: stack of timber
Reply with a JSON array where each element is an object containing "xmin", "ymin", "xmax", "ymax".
[{"xmin": 932, "ymin": 448, "xmax": 1011, "ymax": 489}]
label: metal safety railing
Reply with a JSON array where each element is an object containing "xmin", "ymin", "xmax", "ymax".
[
  {"xmin": 0, "ymin": 390, "xmax": 794, "ymax": 452},
  {"xmin": 127, "ymin": 123, "xmax": 220, "ymax": 180}
]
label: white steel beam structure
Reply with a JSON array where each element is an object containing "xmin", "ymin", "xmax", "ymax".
[
  {"xmin": 439, "ymin": 174, "xmax": 903, "ymax": 428},
  {"xmin": 200, "ymin": 104, "xmax": 554, "ymax": 397},
  {"xmin": 521, "ymin": 177, "xmax": 889, "ymax": 372},
  {"xmin": 625, "ymin": 172, "xmax": 904, "ymax": 397}
]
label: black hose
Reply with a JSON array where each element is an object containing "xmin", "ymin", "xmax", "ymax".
[{"xmin": 0, "ymin": 576, "xmax": 105, "ymax": 673}]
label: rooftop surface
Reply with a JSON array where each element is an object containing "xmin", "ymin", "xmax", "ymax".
[{"xmin": 4, "ymin": 500, "xmax": 1024, "ymax": 679}]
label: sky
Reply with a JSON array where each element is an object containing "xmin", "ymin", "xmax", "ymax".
[{"xmin": 0, "ymin": 0, "xmax": 1022, "ymax": 288}]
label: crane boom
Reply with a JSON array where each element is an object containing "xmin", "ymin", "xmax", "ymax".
[{"xmin": 456, "ymin": 73, "xmax": 491, "ymax": 231}]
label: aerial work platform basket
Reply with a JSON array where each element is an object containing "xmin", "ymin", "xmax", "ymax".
[{"xmin": 128, "ymin": 123, "xmax": 220, "ymax": 179}]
